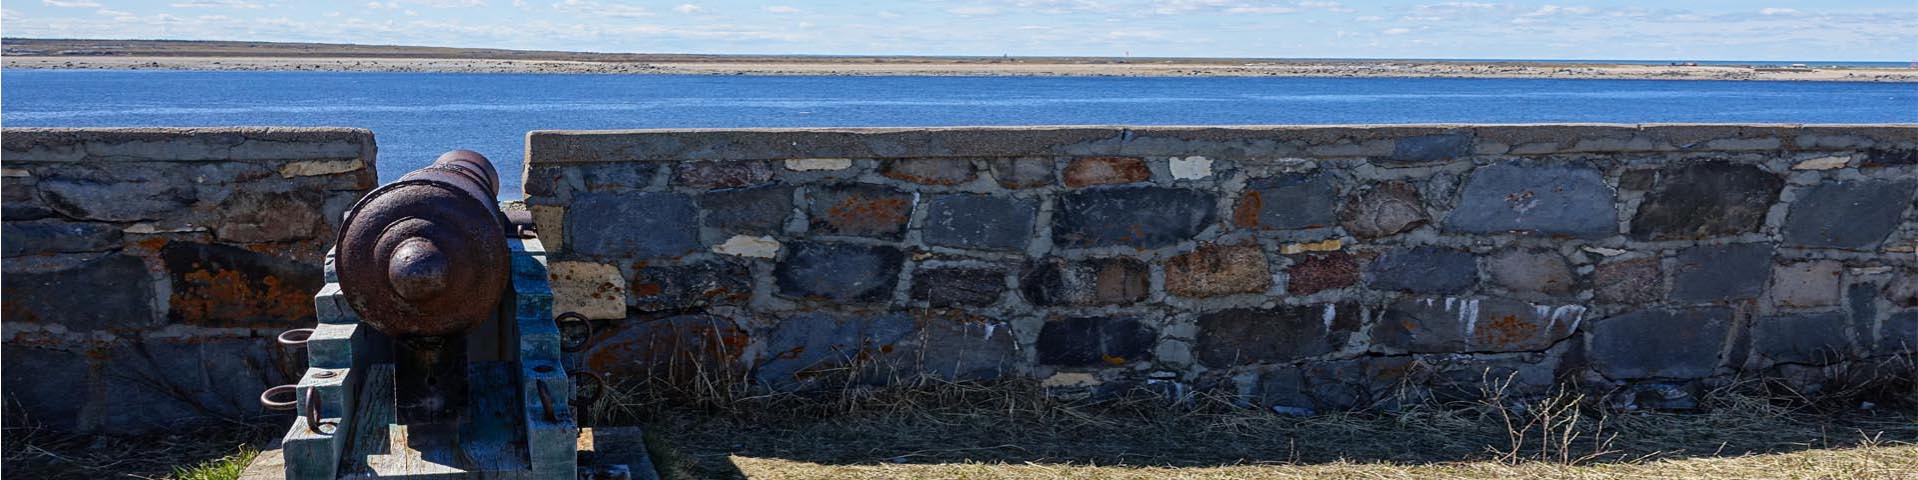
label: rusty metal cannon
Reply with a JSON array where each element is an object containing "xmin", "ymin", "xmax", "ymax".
[{"xmin": 253, "ymin": 150, "xmax": 646, "ymax": 480}]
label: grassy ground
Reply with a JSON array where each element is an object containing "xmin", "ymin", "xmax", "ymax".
[{"xmin": 7, "ymin": 375, "xmax": 1915, "ymax": 479}]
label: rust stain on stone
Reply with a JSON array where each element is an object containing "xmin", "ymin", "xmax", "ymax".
[
  {"xmin": 825, "ymin": 194, "xmax": 911, "ymax": 232},
  {"xmin": 170, "ymin": 267, "xmax": 311, "ymax": 327},
  {"xmin": 1063, "ymin": 157, "xmax": 1150, "ymax": 188},
  {"xmin": 1233, "ymin": 190, "xmax": 1263, "ymax": 227},
  {"xmin": 136, "ymin": 237, "xmax": 170, "ymax": 251},
  {"xmin": 1101, "ymin": 354, "xmax": 1128, "ymax": 365},
  {"xmin": 1475, "ymin": 314, "xmax": 1540, "ymax": 348}
]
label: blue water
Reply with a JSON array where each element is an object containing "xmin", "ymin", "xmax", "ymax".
[{"xmin": 4, "ymin": 69, "xmax": 1914, "ymax": 197}]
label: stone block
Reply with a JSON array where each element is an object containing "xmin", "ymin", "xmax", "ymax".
[
  {"xmin": 881, "ymin": 159, "xmax": 975, "ymax": 185},
  {"xmin": 1339, "ymin": 181, "xmax": 1427, "ymax": 238},
  {"xmin": 1443, "ymin": 162, "xmax": 1617, "ymax": 238},
  {"xmin": 1629, "ymin": 163, "xmax": 1782, "ymax": 241},
  {"xmin": 1363, "ymin": 246, "xmax": 1478, "ymax": 294},
  {"xmin": 711, "ymin": 235, "xmax": 781, "ymax": 259},
  {"xmin": 987, "ymin": 157, "xmax": 1056, "ymax": 188},
  {"xmin": 1053, "ymin": 187, "xmax": 1216, "ymax": 249},
  {"xmin": 807, "ymin": 184, "xmax": 914, "ymax": 240},
  {"xmin": 1035, "ymin": 316, "xmax": 1156, "ymax": 367},
  {"xmin": 95, "ymin": 337, "xmax": 287, "ymax": 431},
  {"xmin": 700, "ymin": 185, "xmax": 792, "ymax": 235},
  {"xmin": 1670, "ymin": 243, "xmax": 1773, "ymax": 303},
  {"xmin": 1753, "ymin": 312, "xmax": 1852, "ymax": 365},
  {"xmin": 1285, "ymin": 251, "xmax": 1359, "ymax": 295},
  {"xmin": 1196, "ymin": 304, "xmax": 1359, "ymax": 367},
  {"xmin": 630, "ymin": 259, "xmax": 752, "ymax": 311},
  {"xmin": 773, "ymin": 241, "xmax": 903, "ymax": 303},
  {"xmin": 1233, "ymin": 174, "xmax": 1339, "ymax": 230},
  {"xmin": 1587, "ymin": 307, "xmax": 1732, "ymax": 379},
  {"xmin": 1484, "ymin": 249, "xmax": 1576, "ymax": 296},
  {"xmin": 1881, "ymin": 311, "xmax": 1918, "ymax": 354},
  {"xmin": 910, "ymin": 266, "xmax": 1008, "ymax": 307},
  {"xmin": 1769, "ymin": 261, "xmax": 1842, "ymax": 308},
  {"xmin": 1373, "ymin": 297, "xmax": 1585, "ymax": 353},
  {"xmin": 1019, "ymin": 257, "xmax": 1150, "ymax": 306},
  {"xmin": 1, "ymin": 346, "xmax": 90, "ymax": 431},
  {"xmin": 922, "ymin": 194, "xmax": 1037, "ymax": 251},
  {"xmin": 213, "ymin": 189, "xmax": 324, "ymax": 243},
  {"xmin": 1862, "ymin": 147, "xmax": 1918, "ymax": 167},
  {"xmin": 567, "ymin": 192, "xmax": 700, "ymax": 258},
  {"xmin": 673, "ymin": 161, "xmax": 771, "ymax": 189},
  {"xmin": 1164, "ymin": 243, "xmax": 1271, "ymax": 297},
  {"xmin": 581, "ymin": 314, "xmax": 748, "ymax": 381},
  {"xmin": 38, "ymin": 176, "xmax": 194, "ymax": 222},
  {"xmin": 1888, "ymin": 274, "xmax": 1918, "ymax": 308},
  {"xmin": 162, "ymin": 242, "xmax": 322, "ymax": 328},
  {"xmin": 548, "ymin": 261, "xmax": 626, "ymax": 320},
  {"xmin": 1062, "ymin": 156, "xmax": 1150, "ymax": 187},
  {"xmin": 1254, "ymin": 356, "xmax": 1420, "ymax": 411},
  {"xmin": 915, "ymin": 314, "xmax": 1019, "ymax": 380},
  {"xmin": 0, "ymin": 220, "xmax": 123, "ymax": 257},
  {"xmin": 1388, "ymin": 133, "xmax": 1473, "ymax": 163},
  {"xmin": 1781, "ymin": 180, "xmax": 1917, "ymax": 249},
  {"xmin": 1594, "ymin": 256, "xmax": 1661, "ymax": 304},
  {"xmin": 754, "ymin": 312, "xmax": 917, "ymax": 389},
  {"xmin": 1169, "ymin": 156, "xmax": 1213, "ymax": 180}
]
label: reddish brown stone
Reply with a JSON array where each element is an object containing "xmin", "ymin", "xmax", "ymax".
[
  {"xmin": 808, "ymin": 184, "xmax": 914, "ymax": 239},
  {"xmin": 1165, "ymin": 243, "xmax": 1271, "ymax": 297},
  {"xmin": 582, "ymin": 314, "xmax": 750, "ymax": 383},
  {"xmin": 881, "ymin": 159, "xmax": 975, "ymax": 185},
  {"xmin": 1062, "ymin": 157, "xmax": 1151, "ymax": 188},
  {"xmin": 1285, "ymin": 252, "xmax": 1359, "ymax": 295},
  {"xmin": 1595, "ymin": 256, "xmax": 1661, "ymax": 304}
]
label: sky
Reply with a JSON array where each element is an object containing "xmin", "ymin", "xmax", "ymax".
[{"xmin": 3, "ymin": 0, "xmax": 1915, "ymax": 61}]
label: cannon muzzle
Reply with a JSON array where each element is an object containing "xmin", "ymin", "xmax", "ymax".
[{"xmin": 336, "ymin": 149, "xmax": 509, "ymax": 338}]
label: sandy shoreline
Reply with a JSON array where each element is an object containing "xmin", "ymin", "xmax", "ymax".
[{"xmin": 8, "ymin": 55, "xmax": 1917, "ymax": 82}]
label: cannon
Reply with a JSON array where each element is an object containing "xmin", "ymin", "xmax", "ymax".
[{"xmin": 255, "ymin": 151, "xmax": 646, "ymax": 479}]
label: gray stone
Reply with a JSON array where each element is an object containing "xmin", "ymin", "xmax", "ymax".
[
  {"xmin": 161, "ymin": 242, "xmax": 323, "ymax": 328},
  {"xmin": 96, "ymin": 337, "xmax": 288, "ymax": 431},
  {"xmin": 38, "ymin": 176, "xmax": 194, "ymax": 222},
  {"xmin": 1254, "ymin": 356, "xmax": 1420, "ymax": 411},
  {"xmin": 916, "ymin": 314, "xmax": 1020, "ymax": 380},
  {"xmin": 1363, "ymin": 246, "xmax": 1478, "ymax": 294},
  {"xmin": 1339, "ymin": 181, "xmax": 1427, "ymax": 238},
  {"xmin": 700, "ymin": 185, "xmax": 792, "ymax": 235},
  {"xmin": 1781, "ymin": 180, "xmax": 1917, "ymax": 249},
  {"xmin": 1594, "ymin": 257, "xmax": 1661, "ymax": 304},
  {"xmin": 911, "ymin": 266, "xmax": 1008, "ymax": 307},
  {"xmin": 1195, "ymin": 304, "xmax": 1359, "ymax": 367},
  {"xmin": 1670, "ymin": 243, "xmax": 1773, "ymax": 303},
  {"xmin": 628, "ymin": 260, "xmax": 753, "ymax": 312},
  {"xmin": 922, "ymin": 195, "xmax": 1037, "ymax": 251},
  {"xmin": 2, "ymin": 253, "xmax": 155, "ymax": 331},
  {"xmin": 1889, "ymin": 274, "xmax": 1918, "ymax": 308},
  {"xmin": 1881, "ymin": 311, "xmax": 1918, "ymax": 354},
  {"xmin": 1753, "ymin": 312, "xmax": 1852, "ymax": 365},
  {"xmin": 1233, "ymin": 174, "xmax": 1339, "ymax": 230},
  {"xmin": 987, "ymin": 157, "xmax": 1056, "ymax": 189},
  {"xmin": 1, "ymin": 220, "xmax": 123, "ymax": 257},
  {"xmin": 773, "ymin": 241, "xmax": 904, "ymax": 303},
  {"xmin": 1, "ymin": 346, "xmax": 90, "ymax": 431},
  {"xmin": 1053, "ymin": 187, "xmax": 1216, "ymax": 248},
  {"xmin": 1630, "ymin": 163, "xmax": 1782, "ymax": 241},
  {"xmin": 673, "ymin": 161, "xmax": 771, "ymax": 189},
  {"xmin": 1862, "ymin": 147, "xmax": 1918, "ymax": 167},
  {"xmin": 1769, "ymin": 261, "xmax": 1842, "ymax": 308},
  {"xmin": 1587, "ymin": 307, "xmax": 1732, "ymax": 379},
  {"xmin": 567, "ymin": 192, "xmax": 700, "ymax": 258},
  {"xmin": 881, "ymin": 159, "xmax": 975, "ymax": 185},
  {"xmin": 754, "ymin": 312, "xmax": 916, "ymax": 389},
  {"xmin": 1484, "ymin": 249, "xmax": 1576, "ymax": 296},
  {"xmin": 1420, "ymin": 349, "xmax": 1566, "ymax": 401},
  {"xmin": 213, "ymin": 189, "xmax": 324, "ymax": 243},
  {"xmin": 1019, "ymin": 257, "xmax": 1150, "ymax": 306},
  {"xmin": 807, "ymin": 184, "xmax": 914, "ymax": 240},
  {"xmin": 1616, "ymin": 169, "xmax": 1658, "ymax": 191},
  {"xmin": 1444, "ymin": 162, "xmax": 1617, "ymax": 238},
  {"xmin": 1388, "ymin": 133, "xmax": 1473, "ymax": 163},
  {"xmin": 1035, "ymin": 316, "xmax": 1156, "ymax": 367},
  {"xmin": 1373, "ymin": 297, "xmax": 1585, "ymax": 353},
  {"xmin": 575, "ymin": 162, "xmax": 660, "ymax": 191},
  {"xmin": 1848, "ymin": 283, "xmax": 1877, "ymax": 354},
  {"xmin": 1285, "ymin": 251, "xmax": 1359, "ymax": 295}
]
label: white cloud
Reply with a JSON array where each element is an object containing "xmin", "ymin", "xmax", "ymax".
[
  {"xmin": 947, "ymin": 6, "xmax": 1001, "ymax": 16},
  {"xmin": 1227, "ymin": 6, "xmax": 1296, "ymax": 14},
  {"xmin": 763, "ymin": 5, "xmax": 799, "ymax": 14},
  {"xmin": 42, "ymin": 0, "xmax": 101, "ymax": 7},
  {"xmin": 171, "ymin": 0, "xmax": 264, "ymax": 8},
  {"xmin": 673, "ymin": 4, "xmax": 702, "ymax": 14},
  {"xmin": 1354, "ymin": 15, "xmax": 1382, "ymax": 22},
  {"xmin": 554, "ymin": 0, "xmax": 653, "ymax": 18},
  {"xmin": 1383, "ymin": 27, "xmax": 1412, "ymax": 35},
  {"xmin": 403, "ymin": 0, "xmax": 486, "ymax": 7},
  {"xmin": 1759, "ymin": 8, "xmax": 1800, "ymax": 16}
]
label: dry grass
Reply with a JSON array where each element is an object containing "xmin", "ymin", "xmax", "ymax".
[
  {"xmin": 1, "ymin": 421, "xmax": 270, "ymax": 480},
  {"xmin": 610, "ymin": 364, "xmax": 1918, "ymax": 480}
]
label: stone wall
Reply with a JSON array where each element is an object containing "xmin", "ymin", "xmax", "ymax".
[
  {"xmin": 2, "ymin": 127, "xmax": 376, "ymax": 432},
  {"xmin": 526, "ymin": 125, "xmax": 1918, "ymax": 410}
]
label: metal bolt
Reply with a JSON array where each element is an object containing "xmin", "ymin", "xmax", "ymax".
[{"xmin": 314, "ymin": 370, "xmax": 339, "ymax": 379}]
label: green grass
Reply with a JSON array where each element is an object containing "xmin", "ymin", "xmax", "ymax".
[{"xmin": 167, "ymin": 447, "xmax": 256, "ymax": 480}]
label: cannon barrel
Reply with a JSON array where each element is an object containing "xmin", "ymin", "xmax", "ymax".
[{"xmin": 335, "ymin": 150, "xmax": 511, "ymax": 424}]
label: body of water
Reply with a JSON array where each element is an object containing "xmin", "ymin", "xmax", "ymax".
[{"xmin": 4, "ymin": 69, "xmax": 1914, "ymax": 196}]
